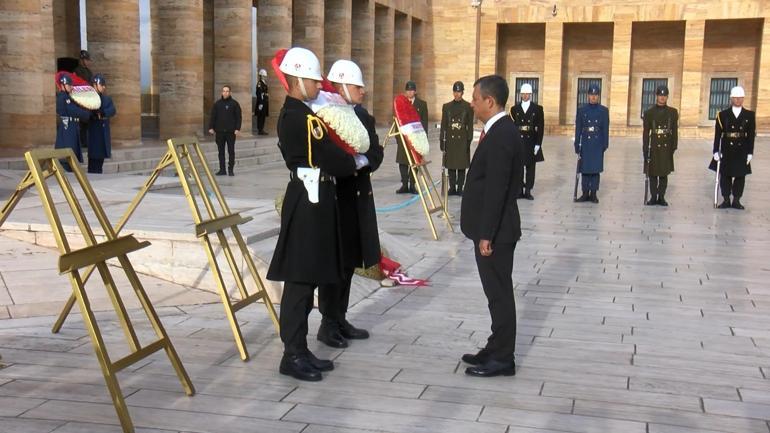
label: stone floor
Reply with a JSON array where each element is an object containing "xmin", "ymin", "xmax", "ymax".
[{"xmin": 0, "ymin": 134, "xmax": 769, "ymax": 433}]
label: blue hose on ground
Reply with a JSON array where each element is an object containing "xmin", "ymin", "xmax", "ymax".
[{"xmin": 375, "ymin": 180, "xmax": 441, "ymax": 213}]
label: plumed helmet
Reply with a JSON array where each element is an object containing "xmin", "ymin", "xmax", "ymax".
[
  {"xmin": 259, "ymin": 68, "xmax": 267, "ymax": 77},
  {"xmin": 278, "ymin": 47, "xmax": 323, "ymax": 81},
  {"xmin": 730, "ymin": 86, "xmax": 745, "ymax": 98},
  {"xmin": 327, "ymin": 59, "xmax": 365, "ymax": 87}
]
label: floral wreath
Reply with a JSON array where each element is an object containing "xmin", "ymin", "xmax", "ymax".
[{"xmin": 393, "ymin": 94, "xmax": 430, "ymax": 164}]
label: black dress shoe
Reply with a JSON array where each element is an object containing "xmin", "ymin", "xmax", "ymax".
[
  {"xmin": 339, "ymin": 320, "xmax": 369, "ymax": 340},
  {"xmin": 228, "ymin": 170, "xmax": 234, "ymax": 176},
  {"xmin": 409, "ymin": 187, "xmax": 419, "ymax": 195},
  {"xmin": 396, "ymin": 186, "xmax": 409, "ymax": 194},
  {"xmin": 305, "ymin": 350, "xmax": 334, "ymax": 372},
  {"xmin": 646, "ymin": 198, "xmax": 657, "ymax": 206},
  {"xmin": 574, "ymin": 193, "xmax": 589, "ymax": 202},
  {"xmin": 461, "ymin": 350, "xmax": 489, "ymax": 366},
  {"xmin": 465, "ymin": 359, "xmax": 516, "ymax": 377},
  {"xmin": 279, "ymin": 354, "xmax": 322, "ymax": 381},
  {"xmin": 457, "ymin": 188, "xmax": 463, "ymax": 196},
  {"xmin": 215, "ymin": 170, "xmax": 226, "ymax": 176},
  {"xmin": 590, "ymin": 192, "xmax": 599, "ymax": 203},
  {"xmin": 732, "ymin": 199, "xmax": 745, "ymax": 210},
  {"xmin": 657, "ymin": 197, "xmax": 668, "ymax": 206},
  {"xmin": 258, "ymin": 131, "xmax": 268, "ymax": 135},
  {"xmin": 522, "ymin": 192, "xmax": 534, "ymax": 200},
  {"xmin": 317, "ymin": 322, "xmax": 349, "ymax": 348},
  {"xmin": 448, "ymin": 188, "xmax": 457, "ymax": 196},
  {"xmin": 717, "ymin": 200, "xmax": 731, "ymax": 209}
]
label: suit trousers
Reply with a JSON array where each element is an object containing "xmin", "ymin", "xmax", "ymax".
[
  {"xmin": 318, "ymin": 267, "xmax": 354, "ymax": 324},
  {"xmin": 215, "ymin": 132, "xmax": 236, "ymax": 171},
  {"xmin": 581, "ymin": 173, "xmax": 600, "ymax": 192},
  {"xmin": 474, "ymin": 241, "xmax": 517, "ymax": 363},
  {"xmin": 523, "ymin": 160, "xmax": 536, "ymax": 191},
  {"xmin": 399, "ymin": 164, "xmax": 414, "ymax": 188},
  {"xmin": 280, "ymin": 281, "xmax": 316, "ymax": 355},
  {"xmin": 720, "ymin": 174, "xmax": 745, "ymax": 199}
]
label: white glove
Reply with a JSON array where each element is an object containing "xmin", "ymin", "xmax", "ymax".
[
  {"xmin": 747, "ymin": 154, "xmax": 753, "ymax": 164},
  {"xmin": 534, "ymin": 145, "xmax": 541, "ymax": 155},
  {"xmin": 354, "ymin": 154, "xmax": 369, "ymax": 170},
  {"xmin": 713, "ymin": 152, "xmax": 720, "ymax": 161},
  {"xmin": 258, "ymin": 104, "xmax": 263, "ymax": 110}
]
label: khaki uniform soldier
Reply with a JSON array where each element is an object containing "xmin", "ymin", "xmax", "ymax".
[
  {"xmin": 509, "ymin": 83, "xmax": 544, "ymax": 200},
  {"xmin": 396, "ymin": 80, "xmax": 428, "ymax": 194},
  {"xmin": 440, "ymin": 81, "xmax": 474, "ymax": 195},
  {"xmin": 642, "ymin": 85, "xmax": 678, "ymax": 206}
]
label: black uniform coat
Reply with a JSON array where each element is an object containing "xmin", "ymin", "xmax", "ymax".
[
  {"xmin": 709, "ymin": 107, "xmax": 755, "ymax": 177},
  {"xmin": 510, "ymin": 102, "xmax": 545, "ymax": 164},
  {"xmin": 255, "ymin": 79, "xmax": 269, "ymax": 116},
  {"xmin": 87, "ymin": 94, "xmax": 117, "ymax": 159},
  {"xmin": 267, "ymin": 96, "xmax": 357, "ymax": 285},
  {"xmin": 335, "ymin": 104, "xmax": 384, "ymax": 270},
  {"xmin": 396, "ymin": 97, "xmax": 428, "ymax": 165},
  {"xmin": 461, "ymin": 114, "xmax": 525, "ymax": 244},
  {"xmin": 54, "ymin": 91, "xmax": 91, "ymax": 162},
  {"xmin": 642, "ymin": 104, "xmax": 678, "ymax": 176},
  {"xmin": 440, "ymin": 99, "xmax": 474, "ymax": 169}
]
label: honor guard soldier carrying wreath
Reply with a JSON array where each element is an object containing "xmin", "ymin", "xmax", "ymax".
[
  {"xmin": 574, "ymin": 84, "xmax": 609, "ymax": 203},
  {"xmin": 266, "ymin": 47, "xmax": 359, "ymax": 382},
  {"xmin": 710, "ymin": 85, "xmax": 755, "ymax": 210},
  {"xmin": 54, "ymin": 72, "xmax": 92, "ymax": 172},
  {"xmin": 509, "ymin": 83, "xmax": 544, "ymax": 200},
  {"xmin": 642, "ymin": 85, "xmax": 678, "ymax": 206},
  {"xmin": 86, "ymin": 74, "xmax": 117, "ymax": 174},
  {"xmin": 440, "ymin": 81, "xmax": 474, "ymax": 195},
  {"xmin": 396, "ymin": 80, "xmax": 428, "ymax": 194}
]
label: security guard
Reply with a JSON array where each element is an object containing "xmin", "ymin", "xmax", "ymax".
[
  {"xmin": 710, "ymin": 85, "xmax": 755, "ymax": 210},
  {"xmin": 317, "ymin": 59, "xmax": 384, "ymax": 348},
  {"xmin": 266, "ymin": 47, "xmax": 360, "ymax": 381},
  {"xmin": 55, "ymin": 73, "xmax": 91, "ymax": 171},
  {"xmin": 255, "ymin": 68, "xmax": 269, "ymax": 135},
  {"xmin": 396, "ymin": 80, "xmax": 428, "ymax": 194},
  {"xmin": 574, "ymin": 84, "xmax": 609, "ymax": 203},
  {"xmin": 87, "ymin": 74, "xmax": 117, "ymax": 174},
  {"xmin": 510, "ymin": 83, "xmax": 544, "ymax": 199},
  {"xmin": 440, "ymin": 81, "xmax": 474, "ymax": 195},
  {"xmin": 642, "ymin": 85, "xmax": 678, "ymax": 206}
]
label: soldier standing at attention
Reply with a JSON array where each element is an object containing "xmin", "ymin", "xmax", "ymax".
[
  {"xmin": 266, "ymin": 47, "xmax": 360, "ymax": 381},
  {"xmin": 509, "ymin": 83, "xmax": 544, "ymax": 200},
  {"xmin": 574, "ymin": 85, "xmax": 609, "ymax": 203},
  {"xmin": 710, "ymin": 85, "xmax": 755, "ymax": 210},
  {"xmin": 440, "ymin": 81, "xmax": 474, "ymax": 196},
  {"xmin": 255, "ymin": 68, "xmax": 269, "ymax": 135},
  {"xmin": 642, "ymin": 85, "xmax": 678, "ymax": 206},
  {"xmin": 396, "ymin": 80, "xmax": 428, "ymax": 194},
  {"xmin": 86, "ymin": 74, "xmax": 117, "ymax": 174}
]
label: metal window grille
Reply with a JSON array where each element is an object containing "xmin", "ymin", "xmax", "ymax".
[
  {"xmin": 577, "ymin": 78, "xmax": 601, "ymax": 111},
  {"xmin": 709, "ymin": 78, "xmax": 738, "ymax": 120},
  {"xmin": 514, "ymin": 77, "xmax": 539, "ymax": 104},
  {"xmin": 641, "ymin": 78, "xmax": 668, "ymax": 117}
]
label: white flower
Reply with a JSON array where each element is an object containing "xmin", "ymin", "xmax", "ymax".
[
  {"xmin": 399, "ymin": 121, "xmax": 430, "ymax": 156},
  {"xmin": 316, "ymin": 104, "xmax": 370, "ymax": 153}
]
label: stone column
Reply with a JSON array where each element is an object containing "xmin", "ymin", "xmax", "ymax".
[
  {"xmin": 212, "ymin": 0, "xmax": 252, "ymax": 133},
  {"xmin": 53, "ymin": 0, "xmax": 81, "ymax": 59},
  {"xmin": 374, "ymin": 6, "xmax": 395, "ymax": 124},
  {"xmin": 411, "ymin": 18, "xmax": 424, "ymax": 95},
  {"xmin": 257, "ymin": 0, "xmax": 292, "ymax": 135},
  {"xmin": 149, "ymin": 0, "xmax": 160, "ymax": 114},
  {"xmin": 0, "ymin": 1, "xmax": 56, "ymax": 150},
  {"xmin": 157, "ymin": 0, "xmax": 205, "ymax": 138},
  {"xmin": 609, "ymin": 20, "xmax": 632, "ymax": 129},
  {"xmin": 352, "ymin": 0, "xmax": 375, "ymax": 112},
  {"xmin": 680, "ymin": 19, "xmax": 705, "ymax": 127},
  {"xmin": 87, "ymin": 0, "xmax": 142, "ymax": 142},
  {"xmin": 292, "ymin": 0, "xmax": 324, "ymax": 66},
  {"xmin": 324, "ymin": 0, "xmax": 352, "ymax": 69},
  {"xmin": 543, "ymin": 21, "xmax": 563, "ymax": 128},
  {"xmin": 394, "ymin": 13, "xmax": 412, "ymax": 98},
  {"xmin": 754, "ymin": 17, "xmax": 770, "ymax": 129}
]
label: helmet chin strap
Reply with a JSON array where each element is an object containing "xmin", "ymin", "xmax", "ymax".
[
  {"xmin": 298, "ymin": 77, "xmax": 309, "ymax": 100},
  {"xmin": 342, "ymin": 84, "xmax": 352, "ymax": 104}
]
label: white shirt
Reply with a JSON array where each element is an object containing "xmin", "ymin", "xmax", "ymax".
[
  {"xmin": 483, "ymin": 110, "xmax": 508, "ymax": 134},
  {"xmin": 732, "ymin": 106, "xmax": 742, "ymax": 118},
  {"xmin": 521, "ymin": 100, "xmax": 531, "ymax": 113}
]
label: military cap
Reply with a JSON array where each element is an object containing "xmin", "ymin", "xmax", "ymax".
[
  {"xmin": 80, "ymin": 50, "xmax": 91, "ymax": 60},
  {"xmin": 730, "ymin": 86, "xmax": 745, "ymax": 98},
  {"xmin": 655, "ymin": 85, "xmax": 669, "ymax": 96},
  {"xmin": 405, "ymin": 81, "xmax": 417, "ymax": 91},
  {"xmin": 92, "ymin": 73, "xmax": 106, "ymax": 86},
  {"xmin": 452, "ymin": 81, "xmax": 464, "ymax": 92},
  {"xmin": 588, "ymin": 84, "xmax": 600, "ymax": 95},
  {"xmin": 520, "ymin": 83, "xmax": 533, "ymax": 94},
  {"xmin": 58, "ymin": 73, "xmax": 72, "ymax": 85}
]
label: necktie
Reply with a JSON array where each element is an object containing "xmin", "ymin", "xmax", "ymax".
[{"xmin": 479, "ymin": 130, "xmax": 486, "ymax": 142}]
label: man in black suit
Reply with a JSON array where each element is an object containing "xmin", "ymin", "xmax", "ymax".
[{"xmin": 460, "ymin": 74, "xmax": 525, "ymax": 377}]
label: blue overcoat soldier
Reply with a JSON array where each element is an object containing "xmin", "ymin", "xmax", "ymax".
[
  {"xmin": 440, "ymin": 81, "xmax": 474, "ymax": 195},
  {"xmin": 396, "ymin": 80, "xmax": 428, "ymax": 194},
  {"xmin": 642, "ymin": 85, "xmax": 678, "ymax": 206},
  {"xmin": 509, "ymin": 83, "xmax": 544, "ymax": 200},
  {"xmin": 710, "ymin": 85, "xmax": 755, "ymax": 210},
  {"xmin": 266, "ymin": 47, "xmax": 358, "ymax": 382},
  {"xmin": 87, "ymin": 74, "xmax": 116, "ymax": 174},
  {"xmin": 574, "ymin": 85, "xmax": 609, "ymax": 203},
  {"xmin": 55, "ymin": 73, "xmax": 91, "ymax": 171}
]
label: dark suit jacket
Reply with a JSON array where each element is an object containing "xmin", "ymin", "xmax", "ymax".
[{"xmin": 461, "ymin": 114, "xmax": 525, "ymax": 244}]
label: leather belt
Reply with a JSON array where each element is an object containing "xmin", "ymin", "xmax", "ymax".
[
  {"xmin": 583, "ymin": 126, "xmax": 598, "ymax": 133},
  {"xmin": 654, "ymin": 128, "xmax": 671, "ymax": 135},
  {"xmin": 60, "ymin": 116, "xmax": 80, "ymax": 122},
  {"xmin": 289, "ymin": 170, "xmax": 333, "ymax": 182},
  {"xmin": 518, "ymin": 125, "xmax": 531, "ymax": 132},
  {"xmin": 724, "ymin": 132, "xmax": 747, "ymax": 138}
]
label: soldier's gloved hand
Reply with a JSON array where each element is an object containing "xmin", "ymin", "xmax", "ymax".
[
  {"xmin": 534, "ymin": 145, "xmax": 541, "ymax": 155},
  {"xmin": 258, "ymin": 105, "xmax": 263, "ymax": 111},
  {"xmin": 747, "ymin": 154, "xmax": 753, "ymax": 164},
  {"xmin": 354, "ymin": 154, "xmax": 369, "ymax": 170},
  {"xmin": 713, "ymin": 152, "xmax": 720, "ymax": 161}
]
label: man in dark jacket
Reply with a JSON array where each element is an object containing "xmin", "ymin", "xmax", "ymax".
[
  {"xmin": 266, "ymin": 47, "xmax": 359, "ymax": 382},
  {"xmin": 440, "ymin": 81, "xmax": 474, "ymax": 195},
  {"xmin": 642, "ymin": 85, "xmax": 678, "ymax": 206},
  {"xmin": 255, "ymin": 69, "xmax": 269, "ymax": 135},
  {"xmin": 510, "ymin": 83, "xmax": 544, "ymax": 200},
  {"xmin": 87, "ymin": 74, "xmax": 117, "ymax": 174},
  {"xmin": 460, "ymin": 75, "xmax": 524, "ymax": 378},
  {"xmin": 396, "ymin": 80, "xmax": 428, "ymax": 194},
  {"xmin": 317, "ymin": 59, "xmax": 384, "ymax": 348},
  {"xmin": 208, "ymin": 85, "xmax": 242, "ymax": 176}
]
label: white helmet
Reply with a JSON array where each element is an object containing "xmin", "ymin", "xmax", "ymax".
[
  {"xmin": 730, "ymin": 86, "xmax": 745, "ymax": 98},
  {"xmin": 279, "ymin": 47, "xmax": 323, "ymax": 81},
  {"xmin": 258, "ymin": 68, "xmax": 267, "ymax": 77},
  {"xmin": 327, "ymin": 60, "xmax": 365, "ymax": 87},
  {"xmin": 520, "ymin": 83, "xmax": 533, "ymax": 94}
]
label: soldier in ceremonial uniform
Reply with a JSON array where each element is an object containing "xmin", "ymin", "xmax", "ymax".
[
  {"xmin": 86, "ymin": 74, "xmax": 117, "ymax": 174},
  {"xmin": 73, "ymin": 50, "xmax": 93, "ymax": 150},
  {"xmin": 509, "ymin": 83, "xmax": 544, "ymax": 200},
  {"xmin": 574, "ymin": 85, "xmax": 609, "ymax": 203},
  {"xmin": 396, "ymin": 80, "xmax": 428, "ymax": 194},
  {"xmin": 710, "ymin": 85, "xmax": 755, "ymax": 210},
  {"xmin": 255, "ymin": 68, "xmax": 269, "ymax": 135},
  {"xmin": 266, "ymin": 47, "xmax": 360, "ymax": 381},
  {"xmin": 642, "ymin": 85, "xmax": 678, "ymax": 206},
  {"xmin": 55, "ymin": 73, "xmax": 91, "ymax": 172},
  {"xmin": 440, "ymin": 81, "xmax": 474, "ymax": 195},
  {"xmin": 317, "ymin": 59, "xmax": 384, "ymax": 348}
]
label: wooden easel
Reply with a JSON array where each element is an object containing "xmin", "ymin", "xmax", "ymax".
[
  {"xmin": 52, "ymin": 137, "xmax": 279, "ymax": 361},
  {"xmin": 0, "ymin": 149, "xmax": 194, "ymax": 433},
  {"xmin": 383, "ymin": 118, "xmax": 453, "ymax": 240}
]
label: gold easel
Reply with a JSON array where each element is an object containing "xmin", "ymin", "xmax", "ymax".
[
  {"xmin": 0, "ymin": 149, "xmax": 194, "ymax": 433},
  {"xmin": 383, "ymin": 118, "xmax": 453, "ymax": 240},
  {"xmin": 52, "ymin": 137, "xmax": 279, "ymax": 361}
]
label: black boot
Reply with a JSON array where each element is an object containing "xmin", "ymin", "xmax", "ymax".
[
  {"xmin": 657, "ymin": 195, "xmax": 668, "ymax": 206},
  {"xmin": 279, "ymin": 354, "xmax": 322, "ymax": 381},
  {"xmin": 717, "ymin": 198, "xmax": 731, "ymax": 209},
  {"xmin": 732, "ymin": 198, "xmax": 745, "ymax": 210},
  {"xmin": 646, "ymin": 196, "xmax": 658, "ymax": 206},
  {"xmin": 574, "ymin": 192, "xmax": 589, "ymax": 202},
  {"xmin": 590, "ymin": 191, "xmax": 599, "ymax": 203},
  {"xmin": 396, "ymin": 184, "xmax": 409, "ymax": 194},
  {"xmin": 216, "ymin": 169, "xmax": 226, "ymax": 176},
  {"xmin": 317, "ymin": 321, "xmax": 348, "ymax": 348},
  {"xmin": 522, "ymin": 189, "xmax": 534, "ymax": 200}
]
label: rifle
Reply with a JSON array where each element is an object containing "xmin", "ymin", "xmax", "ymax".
[
  {"xmin": 713, "ymin": 113, "xmax": 723, "ymax": 208},
  {"xmin": 644, "ymin": 158, "xmax": 650, "ymax": 205},
  {"xmin": 573, "ymin": 155, "xmax": 581, "ymax": 201}
]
